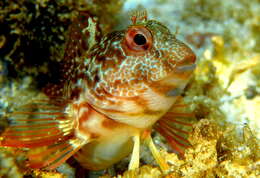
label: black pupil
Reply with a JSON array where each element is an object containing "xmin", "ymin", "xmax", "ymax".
[{"xmin": 133, "ymin": 34, "xmax": 147, "ymax": 45}]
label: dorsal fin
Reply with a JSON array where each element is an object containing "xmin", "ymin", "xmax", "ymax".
[
  {"xmin": 61, "ymin": 11, "xmax": 100, "ymax": 81},
  {"xmin": 43, "ymin": 11, "xmax": 101, "ymax": 99}
]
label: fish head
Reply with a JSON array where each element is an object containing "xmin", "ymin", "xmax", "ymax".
[{"xmin": 82, "ymin": 11, "xmax": 196, "ymax": 128}]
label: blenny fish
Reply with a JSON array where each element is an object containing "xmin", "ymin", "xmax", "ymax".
[{"xmin": 0, "ymin": 10, "xmax": 196, "ymax": 173}]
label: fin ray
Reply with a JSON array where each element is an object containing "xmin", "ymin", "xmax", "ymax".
[
  {"xmin": 28, "ymin": 137, "xmax": 86, "ymax": 169},
  {"xmin": 155, "ymin": 100, "xmax": 196, "ymax": 157},
  {"xmin": 0, "ymin": 98, "xmax": 88, "ymax": 169},
  {"xmin": 0, "ymin": 102, "xmax": 73, "ymax": 147}
]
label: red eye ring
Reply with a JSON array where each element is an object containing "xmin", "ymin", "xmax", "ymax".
[{"xmin": 122, "ymin": 26, "xmax": 153, "ymax": 55}]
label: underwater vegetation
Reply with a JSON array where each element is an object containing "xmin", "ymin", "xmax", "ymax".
[{"xmin": 0, "ymin": 0, "xmax": 259, "ymax": 177}]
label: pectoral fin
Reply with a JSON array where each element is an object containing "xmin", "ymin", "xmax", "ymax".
[
  {"xmin": 0, "ymin": 99, "xmax": 87, "ymax": 169},
  {"xmin": 27, "ymin": 137, "xmax": 86, "ymax": 169},
  {"xmin": 155, "ymin": 98, "xmax": 195, "ymax": 157}
]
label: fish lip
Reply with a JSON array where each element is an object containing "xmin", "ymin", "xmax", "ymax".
[
  {"xmin": 161, "ymin": 63, "xmax": 196, "ymax": 97},
  {"xmin": 157, "ymin": 63, "xmax": 196, "ymax": 83},
  {"xmin": 175, "ymin": 63, "xmax": 196, "ymax": 73}
]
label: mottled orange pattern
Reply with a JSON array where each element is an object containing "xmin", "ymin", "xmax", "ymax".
[{"xmin": 0, "ymin": 10, "xmax": 196, "ymax": 173}]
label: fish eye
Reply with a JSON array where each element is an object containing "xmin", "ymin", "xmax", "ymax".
[
  {"xmin": 134, "ymin": 34, "xmax": 147, "ymax": 45},
  {"xmin": 123, "ymin": 26, "xmax": 153, "ymax": 54}
]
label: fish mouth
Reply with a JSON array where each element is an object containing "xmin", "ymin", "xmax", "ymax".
[
  {"xmin": 158, "ymin": 63, "xmax": 196, "ymax": 97},
  {"xmin": 175, "ymin": 63, "xmax": 196, "ymax": 73}
]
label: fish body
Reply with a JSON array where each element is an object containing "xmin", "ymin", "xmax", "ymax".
[
  {"xmin": 0, "ymin": 10, "xmax": 196, "ymax": 172},
  {"xmin": 65, "ymin": 102, "xmax": 138, "ymax": 170}
]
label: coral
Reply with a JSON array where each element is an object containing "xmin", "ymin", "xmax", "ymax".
[{"xmin": 157, "ymin": 119, "xmax": 220, "ymax": 178}]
